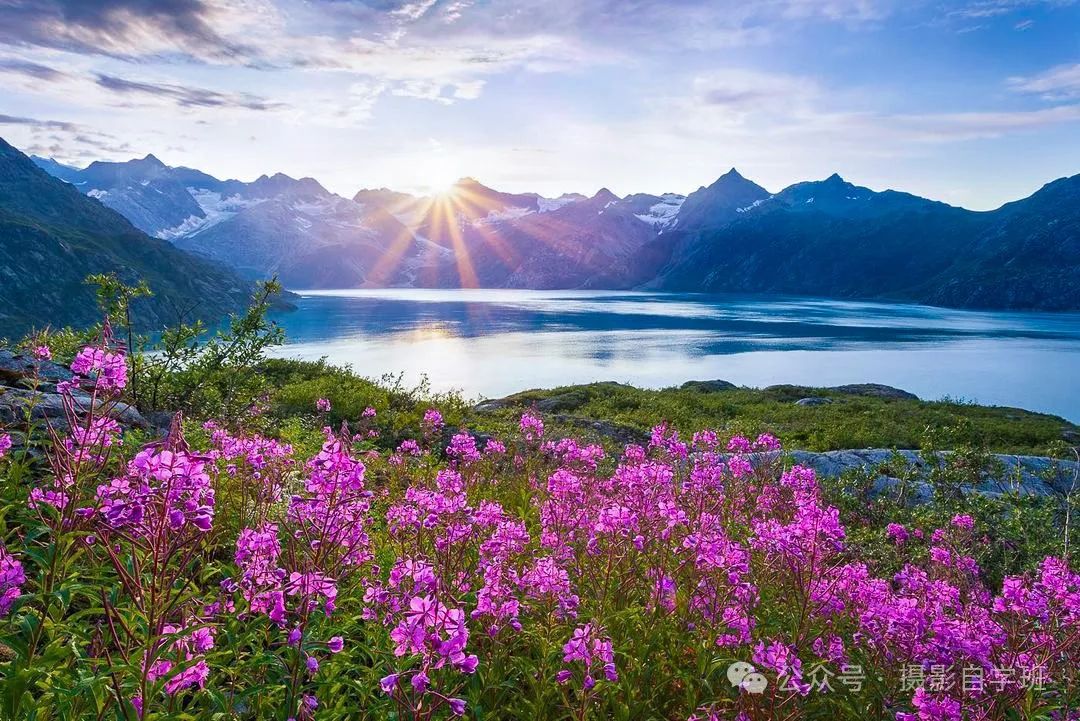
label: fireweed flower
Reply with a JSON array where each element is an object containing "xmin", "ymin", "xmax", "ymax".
[
  {"xmin": 519, "ymin": 412, "xmax": 544, "ymax": 441},
  {"xmin": 11, "ymin": 402, "xmax": 1080, "ymax": 719},
  {"xmin": 423, "ymin": 408, "xmax": 444, "ymax": 431},
  {"xmin": 96, "ymin": 446, "xmax": 215, "ymax": 536},
  {"xmin": 0, "ymin": 543, "xmax": 25, "ymax": 616},
  {"xmin": 71, "ymin": 345, "xmax": 128, "ymax": 392},
  {"xmin": 33, "ymin": 345, "xmax": 51, "ymax": 360},
  {"xmin": 0, "ymin": 433, "xmax": 11, "ymax": 459},
  {"xmin": 316, "ymin": 398, "xmax": 331, "ymax": 412},
  {"xmin": 560, "ymin": 623, "xmax": 617, "ymax": 689},
  {"xmin": 753, "ymin": 639, "xmax": 810, "ymax": 696}
]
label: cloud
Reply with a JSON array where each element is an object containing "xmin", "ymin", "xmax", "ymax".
[
  {"xmin": 0, "ymin": 113, "xmax": 79, "ymax": 131},
  {"xmin": 780, "ymin": 0, "xmax": 893, "ymax": 21},
  {"xmin": 94, "ymin": 73, "xmax": 288, "ymax": 111},
  {"xmin": 0, "ymin": 113, "xmax": 133, "ymax": 158},
  {"xmin": 0, "ymin": 0, "xmax": 261, "ymax": 61},
  {"xmin": 0, "ymin": 58, "xmax": 67, "ymax": 81},
  {"xmin": 1008, "ymin": 63, "xmax": 1080, "ymax": 100},
  {"xmin": 391, "ymin": 0, "xmax": 438, "ymax": 21},
  {"xmin": 945, "ymin": 0, "xmax": 1076, "ymax": 19},
  {"xmin": 694, "ymin": 70, "xmax": 819, "ymax": 114}
]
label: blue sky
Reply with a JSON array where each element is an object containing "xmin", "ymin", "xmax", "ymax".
[{"xmin": 0, "ymin": 0, "xmax": 1078, "ymax": 208}]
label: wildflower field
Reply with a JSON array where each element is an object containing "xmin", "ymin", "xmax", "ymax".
[{"xmin": 0, "ymin": 324, "xmax": 1078, "ymax": 721}]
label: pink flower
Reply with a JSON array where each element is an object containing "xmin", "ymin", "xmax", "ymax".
[
  {"xmin": 327, "ymin": 636, "xmax": 344, "ymax": 653},
  {"xmin": 950, "ymin": 514, "xmax": 975, "ymax": 530},
  {"xmin": 0, "ymin": 543, "xmax": 25, "ymax": 616},
  {"xmin": 380, "ymin": 674, "xmax": 399, "ymax": 694},
  {"xmin": 0, "ymin": 433, "xmax": 11, "ymax": 459},
  {"xmin": 886, "ymin": 523, "xmax": 909, "ymax": 545},
  {"xmin": 33, "ymin": 345, "xmax": 51, "ymax": 360},
  {"xmin": 316, "ymin": 398, "xmax": 331, "ymax": 412},
  {"xmin": 423, "ymin": 409, "xmax": 444, "ymax": 431},
  {"xmin": 71, "ymin": 345, "xmax": 127, "ymax": 392},
  {"xmin": 163, "ymin": 660, "xmax": 209, "ymax": 694},
  {"xmin": 520, "ymin": 412, "xmax": 544, "ymax": 441}
]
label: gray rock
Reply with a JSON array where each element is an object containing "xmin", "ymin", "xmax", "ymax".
[
  {"xmin": 0, "ymin": 385, "xmax": 149, "ymax": 434},
  {"xmin": 795, "ymin": 397, "xmax": 833, "ymax": 406},
  {"xmin": 0, "ymin": 350, "xmax": 73, "ymax": 385},
  {"xmin": 825, "ymin": 384, "xmax": 918, "ymax": 400},
  {"xmin": 780, "ymin": 448, "xmax": 1080, "ymax": 501},
  {"xmin": 473, "ymin": 398, "xmax": 512, "ymax": 413},
  {"xmin": 679, "ymin": 379, "xmax": 737, "ymax": 393}
]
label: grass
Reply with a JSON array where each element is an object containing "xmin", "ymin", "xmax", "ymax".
[{"xmin": 258, "ymin": 360, "xmax": 1079, "ymax": 456}]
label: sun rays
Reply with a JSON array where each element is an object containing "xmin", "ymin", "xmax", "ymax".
[{"xmin": 365, "ymin": 177, "xmax": 619, "ymax": 292}]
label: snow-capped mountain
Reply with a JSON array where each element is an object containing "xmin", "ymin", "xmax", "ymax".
[
  {"xmin": 30, "ymin": 150, "xmax": 1080, "ymax": 310},
  {"xmin": 31, "ymin": 157, "xmax": 443, "ymax": 287}
]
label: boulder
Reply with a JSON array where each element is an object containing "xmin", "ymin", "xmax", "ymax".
[
  {"xmin": 679, "ymin": 379, "xmax": 737, "ymax": 393},
  {"xmin": 0, "ymin": 350, "xmax": 73, "ymax": 385},
  {"xmin": 536, "ymin": 389, "xmax": 590, "ymax": 413},
  {"xmin": 795, "ymin": 397, "xmax": 833, "ymax": 407},
  {"xmin": 825, "ymin": 384, "xmax": 918, "ymax": 400},
  {"xmin": 0, "ymin": 386, "xmax": 149, "ymax": 434}
]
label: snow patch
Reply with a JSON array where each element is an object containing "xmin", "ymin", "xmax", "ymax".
[
  {"xmin": 477, "ymin": 205, "xmax": 534, "ymax": 224},
  {"xmin": 736, "ymin": 198, "xmax": 766, "ymax": 214},
  {"xmin": 156, "ymin": 188, "xmax": 263, "ymax": 240},
  {"xmin": 537, "ymin": 195, "xmax": 579, "ymax": 213},
  {"xmin": 634, "ymin": 193, "xmax": 685, "ymax": 228}
]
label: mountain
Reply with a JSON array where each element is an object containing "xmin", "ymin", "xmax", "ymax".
[
  {"xmin": 915, "ymin": 175, "xmax": 1080, "ymax": 310},
  {"xmin": 34, "ymin": 154, "xmax": 444, "ymax": 288},
  {"xmin": 29, "ymin": 147, "xmax": 1080, "ymax": 311},
  {"xmin": 648, "ymin": 172, "xmax": 1080, "ymax": 310},
  {"xmin": 0, "ymin": 138, "xmax": 253, "ymax": 339},
  {"xmin": 174, "ymin": 178, "xmax": 441, "ymax": 288},
  {"xmin": 670, "ymin": 168, "xmax": 769, "ymax": 230}
]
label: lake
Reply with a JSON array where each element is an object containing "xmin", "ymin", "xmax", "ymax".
[{"xmin": 268, "ymin": 289, "xmax": 1080, "ymax": 421}]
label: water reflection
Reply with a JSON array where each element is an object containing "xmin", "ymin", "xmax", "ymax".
[{"xmin": 268, "ymin": 289, "xmax": 1080, "ymax": 420}]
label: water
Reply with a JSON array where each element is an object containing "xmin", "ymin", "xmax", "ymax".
[{"xmin": 267, "ymin": 289, "xmax": 1080, "ymax": 421}]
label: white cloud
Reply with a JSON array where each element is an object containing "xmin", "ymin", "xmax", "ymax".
[{"xmin": 1008, "ymin": 63, "xmax": 1080, "ymax": 100}]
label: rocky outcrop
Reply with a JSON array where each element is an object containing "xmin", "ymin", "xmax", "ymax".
[
  {"xmin": 765, "ymin": 383, "xmax": 918, "ymax": 401},
  {"xmin": 0, "ymin": 351, "xmax": 150, "ymax": 452},
  {"xmin": 784, "ymin": 448, "xmax": 1078, "ymax": 503},
  {"xmin": 679, "ymin": 379, "xmax": 737, "ymax": 393},
  {"xmin": 825, "ymin": 384, "xmax": 919, "ymax": 400}
]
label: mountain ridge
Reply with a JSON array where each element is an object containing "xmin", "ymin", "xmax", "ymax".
[{"xmin": 27, "ymin": 146, "xmax": 1080, "ymax": 311}]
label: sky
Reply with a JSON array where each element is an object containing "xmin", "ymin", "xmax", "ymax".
[{"xmin": 0, "ymin": 0, "xmax": 1078, "ymax": 209}]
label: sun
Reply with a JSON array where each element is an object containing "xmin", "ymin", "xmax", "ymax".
[{"xmin": 420, "ymin": 156, "xmax": 464, "ymax": 197}]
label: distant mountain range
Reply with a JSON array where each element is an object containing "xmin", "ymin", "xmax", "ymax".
[
  {"xmin": 0, "ymin": 138, "xmax": 254, "ymax": 339},
  {"xmin": 24, "ymin": 144, "xmax": 1080, "ymax": 313}
]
